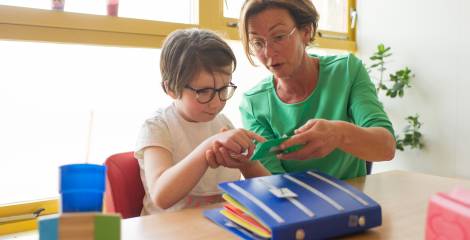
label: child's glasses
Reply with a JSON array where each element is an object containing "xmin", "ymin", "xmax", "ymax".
[
  {"xmin": 249, "ymin": 26, "xmax": 297, "ymax": 54},
  {"xmin": 185, "ymin": 82, "xmax": 237, "ymax": 104}
]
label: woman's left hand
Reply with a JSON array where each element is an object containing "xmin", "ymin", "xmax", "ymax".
[{"xmin": 278, "ymin": 119, "xmax": 342, "ymax": 160}]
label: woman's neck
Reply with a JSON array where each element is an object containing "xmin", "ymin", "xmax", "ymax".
[{"xmin": 276, "ymin": 53, "xmax": 319, "ymax": 103}]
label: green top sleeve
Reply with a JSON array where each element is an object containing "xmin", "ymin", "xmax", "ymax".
[{"xmin": 347, "ymin": 55, "xmax": 395, "ymax": 136}]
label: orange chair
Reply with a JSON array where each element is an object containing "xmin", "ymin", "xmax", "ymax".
[{"xmin": 104, "ymin": 152, "xmax": 145, "ymax": 219}]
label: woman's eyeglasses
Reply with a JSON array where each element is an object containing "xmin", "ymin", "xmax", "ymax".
[
  {"xmin": 185, "ymin": 82, "xmax": 237, "ymax": 104},
  {"xmin": 249, "ymin": 26, "xmax": 297, "ymax": 54}
]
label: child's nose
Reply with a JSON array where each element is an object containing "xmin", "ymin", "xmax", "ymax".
[{"xmin": 207, "ymin": 94, "xmax": 223, "ymax": 108}]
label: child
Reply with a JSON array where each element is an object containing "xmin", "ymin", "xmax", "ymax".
[{"xmin": 135, "ymin": 29, "xmax": 270, "ymax": 215}]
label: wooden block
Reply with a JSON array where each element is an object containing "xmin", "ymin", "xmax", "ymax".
[
  {"xmin": 59, "ymin": 212, "xmax": 96, "ymax": 240},
  {"xmin": 94, "ymin": 214, "xmax": 121, "ymax": 240},
  {"xmin": 38, "ymin": 215, "xmax": 58, "ymax": 240},
  {"xmin": 39, "ymin": 212, "xmax": 121, "ymax": 240}
]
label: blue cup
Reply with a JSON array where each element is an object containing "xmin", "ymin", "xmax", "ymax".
[{"xmin": 59, "ymin": 163, "xmax": 106, "ymax": 212}]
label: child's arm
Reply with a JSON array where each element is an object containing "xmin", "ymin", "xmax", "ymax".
[
  {"xmin": 142, "ymin": 140, "xmax": 213, "ymax": 210},
  {"xmin": 239, "ymin": 161, "xmax": 271, "ymax": 178},
  {"xmin": 143, "ymin": 129, "xmax": 264, "ymax": 210}
]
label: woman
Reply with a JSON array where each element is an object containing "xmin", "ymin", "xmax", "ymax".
[{"xmin": 209, "ymin": 0, "xmax": 395, "ymax": 179}]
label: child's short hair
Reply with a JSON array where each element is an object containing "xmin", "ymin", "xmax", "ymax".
[{"xmin": 160, "ymin": 29, "xmax": 237, "ymax": 98}]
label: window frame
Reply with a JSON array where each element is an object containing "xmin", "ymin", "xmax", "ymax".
[
  {"xmin": 0, "ymin": 0, "xmax": 356, "ymax": 235},
  {"xmin": 0, "ymin": 199, "xmax": 58, "ymax": 235},
  {"xmin": 315, "ymin": 0, "xmax": 356, "ymax": 51},
  {"xmin": 218, "ymin": 0, "xmax": 357, "ymax": 51},
  {"xmin": 0, "ymin": 4, "xmax": 196, "ymax": 48}
]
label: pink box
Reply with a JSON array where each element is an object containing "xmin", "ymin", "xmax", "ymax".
[
  {"xmin": 107, "ymin": 0, "xmax": 118, "ymax": 16},
  {"xmin": 425, "ymin": 187, "xmax": 470, "ymax": 240}
]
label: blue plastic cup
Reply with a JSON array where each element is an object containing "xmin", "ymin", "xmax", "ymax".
[{"xmin": 59, "ymin": 163, "xmax": 106, "ymax": 212}]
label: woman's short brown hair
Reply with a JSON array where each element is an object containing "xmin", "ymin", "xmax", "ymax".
[
  {"xmin": 239, "ymin": 0, "xmax": 319, "ymax": 65},
  {"xmin": 160, "ymin": 28, "xmax": 237, "ymax": 98}
]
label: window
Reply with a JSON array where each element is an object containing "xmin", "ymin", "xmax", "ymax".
[
  {"xmin": 0, "ymin": 0, "xmax": 199, "ymax": 24},
  {"xmin": 314, "ymin": 0, "xmax": 349, "ymax": 33},
  {"xmin": 222, "ymin": 0, "xmax": 356, "ymax": 51},
  {"xmin": 223, "ymin": 0, "xmax": 244, "ymax": 19},
  {"xmin": 0, "ymin": 39, "xmax": 168, "ymax": 235},
  {"xmin": 0, "ymin": 40, "xmax": 165, "ymax": 206},
  {"xmin": 119, "ymin": 0, "xmax": 198, "ymax": 23},
  {"xmin": 0, "ymin": 0, "xmax": 50, "ymax": 10}
]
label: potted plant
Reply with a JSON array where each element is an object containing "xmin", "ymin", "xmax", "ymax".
[{"xmin": 367, "ymin": 44, "xmax": 424, "ymax": 151}]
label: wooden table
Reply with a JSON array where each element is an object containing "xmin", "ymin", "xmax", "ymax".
[{"xmin": 122, "ymin": 170, "xmax": 470, "ymax": 239}]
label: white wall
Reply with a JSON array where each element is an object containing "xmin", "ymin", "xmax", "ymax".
[{"xmin": 356, "ymin": 0, "xmax": 470, "ymax": 178}]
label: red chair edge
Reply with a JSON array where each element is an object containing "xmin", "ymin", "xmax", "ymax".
[{"xmin": 104, "ymin": 151, "xmax": 145, "ymax": 218}]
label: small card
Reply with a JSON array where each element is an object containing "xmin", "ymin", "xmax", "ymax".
[
  {"xmin": 251, "ymin": 137, "xmax": 303, "ymax": 161},
  {"xmin": 250, "ymin": 137, "xmax": 288, "ymax": 161},
  {"xmin": 269, "ymin": 188, "xmax": 298, "ymax": 198}
]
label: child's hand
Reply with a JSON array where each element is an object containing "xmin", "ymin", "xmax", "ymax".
[
  {"xmin": 205, "ymin": 148, "xmax": 219, "ymax": 169},
  {"xmin": 214, "ymin": 128, "xmax": 263, "ymax": 154},
  {"xmin": 205, "ymin": 146, "xmax": 248, "ymax": 169},
  {"xmin": 206, "ymin": 129, "xmax": 265, "ymax": 168}
]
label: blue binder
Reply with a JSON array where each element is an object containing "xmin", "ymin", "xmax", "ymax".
[{"xmin": 204, "ymin": 171, "xmax": 381, "ymax": 240}]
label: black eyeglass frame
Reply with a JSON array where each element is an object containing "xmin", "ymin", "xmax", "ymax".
[{"xmin": 184, "ymin": 82, "xmax": 237, "ymax": 104}]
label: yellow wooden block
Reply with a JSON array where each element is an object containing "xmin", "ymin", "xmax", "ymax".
[{"xmin": 59, "ymin": 213, "xmax": 96, "ymax": 240}]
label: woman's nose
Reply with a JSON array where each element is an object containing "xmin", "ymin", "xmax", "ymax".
[{"xmin": 263, "ymin": 41, "xmax": 277, "ymax": 58}]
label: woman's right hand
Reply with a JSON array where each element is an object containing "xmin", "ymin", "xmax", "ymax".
[{"xmin": 278, "ymin": 119, "xmax": 342, "ymax": 160}]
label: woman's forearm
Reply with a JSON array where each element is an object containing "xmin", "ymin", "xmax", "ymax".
[{"xmin": 334, "ymin": 121, "xmax": 396, "ymax": 161}]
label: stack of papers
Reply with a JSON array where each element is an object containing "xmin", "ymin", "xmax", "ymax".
[{"xmin": 221, "ymin": 194, "xmax": 272, "ymax": 239}]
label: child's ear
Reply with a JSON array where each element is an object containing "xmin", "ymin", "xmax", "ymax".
[{"xmin": 163, "ymin": 80, "xmax": 177, "ymax": 99}]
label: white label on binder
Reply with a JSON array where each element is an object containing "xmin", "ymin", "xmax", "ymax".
[{"xmin": 269, "ymin": 187, "xmax": 298, "ymax": 198}]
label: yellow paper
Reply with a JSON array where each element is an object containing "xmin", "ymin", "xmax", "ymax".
[{"xmin": 220, "ymin": 209, "xmax": 271, "ymax": 238}]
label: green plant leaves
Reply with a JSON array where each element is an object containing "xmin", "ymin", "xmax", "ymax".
[
  {"xmin": 367, "ymin": 44, "xmax": 424, "ymax": 151},
  {"xmin": 395, "ymin": 114, "xmax": 424, "ymax": 151}
]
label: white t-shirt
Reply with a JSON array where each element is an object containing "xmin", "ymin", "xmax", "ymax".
[{"xmin": 135, "ymin": 103, "xmax": 240, "ymax": 215}]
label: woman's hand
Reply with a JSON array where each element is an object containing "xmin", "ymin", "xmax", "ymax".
[{"xmin": 278, "ymin": 119, "xmax": 342, "ymax": 160}]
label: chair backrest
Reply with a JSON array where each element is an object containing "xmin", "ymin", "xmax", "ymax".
[{"xmin": 104, "ymin": 152, "xmax": 145, "ymax": 219}]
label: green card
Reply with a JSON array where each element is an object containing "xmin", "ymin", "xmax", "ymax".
[{"xmin": 250, "ymin": 137, "xmax": 303, "ymax": 161}]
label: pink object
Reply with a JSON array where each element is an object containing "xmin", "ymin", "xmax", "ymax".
[
  {"xmin": 425, "ymin": 186, "xmax": 470, "ymax": 240},
  {"xmin": 107, "ymin": 0, "xmax": 119, "ymax": 16},
  {"xmin": 52, "ymin": 0, "xmax": 65, "ymax": 10}
]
